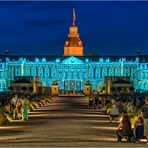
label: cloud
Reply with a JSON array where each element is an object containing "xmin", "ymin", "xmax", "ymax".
[{"xmin": 24, "ymin": 19, "xmax": 71, "ymax": 27}]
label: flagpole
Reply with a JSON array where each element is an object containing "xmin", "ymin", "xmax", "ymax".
[{"xmin": 73, "ymin": 8, "xmax": 76, "ymax": 26}]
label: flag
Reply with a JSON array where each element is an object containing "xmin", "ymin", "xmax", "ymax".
[{"xmin": 73, "ymin": 8, "xmax": 76, "ymax": 26}]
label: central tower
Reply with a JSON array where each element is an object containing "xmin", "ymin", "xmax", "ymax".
[{"xmin": 64, "ymin": 9, "xmax": 84, "ymax": 56}]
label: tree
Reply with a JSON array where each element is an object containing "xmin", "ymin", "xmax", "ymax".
[
  {"xmin": 8, "ymin": 86, "xmax": 13, "ymax": 91},
  {"xmin": 102, "ymin": 86, "xmax": 105, "ymax": 91},
  {"xmin": 8, "ymin": 86, "xmax": 13, "ymax": 95},
  {"xmin": 102, "ymin": 86, "xmax": 106, "ymax": 94},
  {"xmin": 130, "ymin": 86, "xmax": 134, "ymax": 93}
]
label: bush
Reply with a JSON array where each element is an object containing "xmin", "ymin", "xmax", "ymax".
[
  {"xmin": 103, "ymin": 103, "xmax": 112, "ymax": 114},
  {"xmin": 0, "ymin": 107, "xmax": 7, "ymax": 125},
  {"xmin": 32, "ymin": 102, "xmax": 39, "ymax": 108},
  {"xmin": 29, "ymin": 102, "xmax": 38, "ymax": 109},
  {"xmin": 4, "ymin": 113, "xmax": 12, "ymax": 122},
  {"xmin": 40, "ymin": 100, "xmax": 46, "ymax": 105},
  {"xmin": 28, "ymin": 105, "xmax": 34, "ymax": 112}
]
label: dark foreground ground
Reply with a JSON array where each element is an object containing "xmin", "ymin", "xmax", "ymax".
[{"xmin": 0, "ymin": 96, "xmax": 147, "ymax": 147}]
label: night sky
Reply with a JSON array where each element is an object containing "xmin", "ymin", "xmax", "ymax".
[{"xmin": 0, "ymin": 1, "xmax": 148, "ymax": 56}]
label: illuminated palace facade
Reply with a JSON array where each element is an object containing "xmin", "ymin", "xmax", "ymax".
[{"xmin": 0, "ymin": 12, "xmax": 148, "ymax": 92}]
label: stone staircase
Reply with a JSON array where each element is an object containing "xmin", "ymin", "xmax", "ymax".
[{"xmin": 0, "ymin": 97, "xmax": 147, "ymax": 147}]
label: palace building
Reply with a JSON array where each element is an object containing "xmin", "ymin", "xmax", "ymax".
[{"xmin": 0, "ymin": 10, "xmax": 148, "ymax": 93}]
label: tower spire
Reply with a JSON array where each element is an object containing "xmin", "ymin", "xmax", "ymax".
[
  {"xmin": 73, "ymin": 8, "xmax": 76, "ymax": 26},
  {"xmin": 64, "ymin": 8, "xmax": 83, "ymax": 56}
]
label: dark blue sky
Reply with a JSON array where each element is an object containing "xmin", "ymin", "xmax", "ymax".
[{"xmin": 0, "ymin": 1, "xmax": 148, "ymax": 55}]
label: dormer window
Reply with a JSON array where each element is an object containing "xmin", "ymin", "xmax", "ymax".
[{"xmin": 78, "ymin": 41, "xmax": 82, "ymax": 46}]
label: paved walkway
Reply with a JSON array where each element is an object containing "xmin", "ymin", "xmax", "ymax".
[{"xmin": 0, "ymin": 97, "xmax": 147, "ymax": 147}]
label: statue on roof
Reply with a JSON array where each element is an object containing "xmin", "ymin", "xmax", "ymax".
[
  {"xmin": 53, "ymin": 79, "xmax": 58, "ymax": 85},
  {"xmin": 85, "ymin": 80, "xmax": 90, "ymax": 85}
]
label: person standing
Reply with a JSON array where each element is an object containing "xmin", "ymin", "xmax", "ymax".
[
  {"xmin": 127, "ymin": 101, "xmax": 134, "ymax": 114},
  {"xmin": 11, "ymin": 94, "xmax": 19, "ymax": 120},
  {"xmin": 17, "ymin": 96, "xmax": 22, "ymax": 120},
  {"xmin": 109, "ymin": 103, "xmax": 119, "ymax": 123},
  {"xmin": 141, "ymin": 97, "xmax": 148, "ymax": 143},
  {"xmin": 21, "ymin": 96, "xmax": 29, "ymax": 121},
  {"xmin": 117, "ymin": 100, "xmax": 124, "ymax": 114},
  {"xmin": 102, "ymin": 96, "xmax": 106, "ymax": 107}
]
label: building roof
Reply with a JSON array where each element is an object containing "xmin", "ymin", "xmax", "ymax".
[
  {"xmin": 13, "ymin": 78, "xmax": 31, "ymax": 84},
  {"xmin": 0, "ymin": 54, "xmax": 147, "ymax": 63},
  {"xmin": 113, "ymin": 79, "xmax": 130, "ymax": 84}
]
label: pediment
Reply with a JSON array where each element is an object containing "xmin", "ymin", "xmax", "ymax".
[{"xmin": 62, "ymin": 56, "xmax": 83, "ymax": 64}]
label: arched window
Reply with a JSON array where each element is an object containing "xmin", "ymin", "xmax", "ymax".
[
  {"xmin": 107, "ymin": 66, "xmax": 109, "ymax": 76},
  {"xmin": 100, "ymin": 67, "xmax": 102, "ymax": 78},
  {"xmin": 93, "ymin": 67, "xmax": 96, "ymax": 78},
  {"xmin": 77, "ymin": 70, "xmax": 80, "ymax": 79},
  {"xmin": 30, "ymin": 66, "xmax": 32, "ymax": 76},
  {"xmin": 49, "ymin": 66, "xmax": 51, "ymax": 78},
  {"xmin": 36, "ymin": 66, "xmax": 39, "ymax": 76},
  {"xmin": 13, "ymin": 66, "xmax": 15, "ymax": 77},
  {"xmin": 43, "ymin": 66, "xmax": 45, "ymax": 78},
  {"xmin": 65, "ymin": 71, "xmax": 68, "ymax": 79},
  {"xmin": 71, "ymin": 70, "xmax": 74, "ymax": 79},
  {"xmin": 113, "ymin": 67, "xmax": 116, "ymax": 76}
]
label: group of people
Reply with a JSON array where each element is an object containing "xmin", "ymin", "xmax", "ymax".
[
  {"xmin": 88, "ymin": 94, "xmax": 110, "ymax": 109},
  {"xmin": 5, "ymin": 94, "xmax": 30, "ymax": 121},
  {"xmin": 110, "ymin": 97, "xmax": 148, "ymax": 143},
  {"xmin": 116, "ymin": 98, "xmax": 148, "ymax": 143},
  {"xmin": 88, "ymin": 94, "xmax": 148, "ymax": 143}
]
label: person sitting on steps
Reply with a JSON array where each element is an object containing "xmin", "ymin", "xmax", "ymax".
[
  {"xmin": 135, "ymin": 116, "xmax": 144, "ymax": 141},
  {"xmin": 116, "ymin": 114, "xmax": 133, "ymax": 142}
]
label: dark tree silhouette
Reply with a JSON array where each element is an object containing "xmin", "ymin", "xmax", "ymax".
[
  {"xmin": 102, "ymin": 86, "xmax": 105, "ymax": 91},
  {"xmin": 8, "ymin": 86, "xmax": 13, "ymax": 91},
  {"xmin": 130, "ymin": 86, "xmax": 135, "ymax": 92}
]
